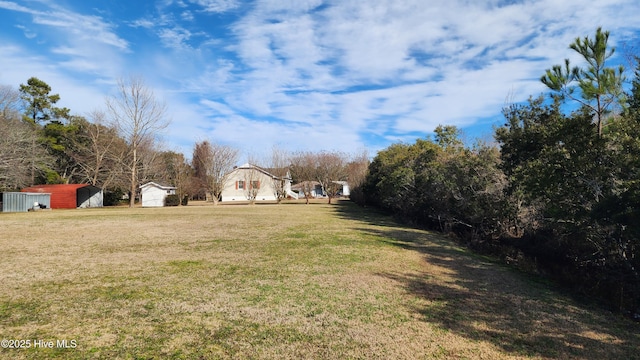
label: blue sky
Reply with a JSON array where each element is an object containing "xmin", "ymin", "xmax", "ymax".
[{"xmin": 1, "ymin": 0, "xmax": 640, "ymax": 159}]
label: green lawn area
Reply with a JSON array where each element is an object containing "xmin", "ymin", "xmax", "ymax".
[{"xmin": 0, "ymin": 200, "xmax": 638, "ymax": 359}]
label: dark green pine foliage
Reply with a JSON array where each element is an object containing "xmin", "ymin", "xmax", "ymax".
[
  {"xmin": 541, "ymin": 27, "xmax": 625, "ymax": 136},
  {"xmin": 42, "ymin": 119, "xmax": 83, "ymax": 184},
  {"xmin": 18, "ymin": 77, "xmax": 77, "ymax": 184},
  {"xmin": 19, "ymin": 77, "xmax": 70, "ymax": 124},
  {"xmin": 628, "ymin": 58, "xmax": 640, "ymax": 112}
]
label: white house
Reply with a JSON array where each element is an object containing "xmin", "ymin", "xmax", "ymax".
[
  {"xmin": 291, "ymin": 181, "xmax": 324, "ymax": 198},
  {"xmin": 333, "ymin": 181, "xmax": 350, "ymax": 197},
  {"xmin": 291, "ymin": 181, "xmax": 350, "ymax": 198},
  {"xmin": 221, "ymin": 164, "xmax": 297, "ymax": 202},
  {"xmin": 140, "ymin": 182, "xmax": 176, "ymax": 207}
]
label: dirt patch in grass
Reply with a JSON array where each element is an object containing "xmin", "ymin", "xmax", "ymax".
[{"xmin": 0, "ymin": 201, "xmax": 638, "ymax": 359}]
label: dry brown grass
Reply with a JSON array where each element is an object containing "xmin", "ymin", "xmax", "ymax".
[{"xmin": 0, "ymin": 200, "xmax": 638, "ymax": 359}]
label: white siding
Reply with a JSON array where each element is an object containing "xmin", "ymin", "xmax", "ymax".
[
  {"xmin": 140, "ymin": 183, "xmax": 176, "ymax": 207},
  {"xmin": 221, "ymin": 167, "xmax": 278, "ymax": 202}
]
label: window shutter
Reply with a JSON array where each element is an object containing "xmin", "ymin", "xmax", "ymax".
[{"xmin": 235, "ymin": 181, "xmax": 238, "ymax": 190}]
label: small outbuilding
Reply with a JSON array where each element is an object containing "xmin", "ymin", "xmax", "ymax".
[
  {"xmin": 333, "ymin": 181, "xmax": 350, "ymax": 197},
  {"xmin": 1, "ymin": 192, "xmax": 51, "ymax": 212},
  {"xmin": 140, "ymin": 182, "xmax": 176, "ymax": 207},
  {"xmin": 291, "ymin": 181, "xmax": 325, "ymax": 198},
  {"xmin": 21, "ymin": 184, "xmax": 103, "ymax": 209}
]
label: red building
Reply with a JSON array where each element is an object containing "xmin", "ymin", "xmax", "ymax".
[{"xmin": 21, "ymin": 184, "xmax": 103, "ymax": 209}]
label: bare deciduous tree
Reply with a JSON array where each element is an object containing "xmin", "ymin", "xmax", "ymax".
[
  {"xmin": 136, "ymin": 137, "xmax": 165, "ymax": 186},
  {"xmin": 157, "ymin": 151, "xmax": 192, "ymax": 204},
  {"xmin": 290, "ymin": 151, "xmax": 318, "ymax": 204},
  {"xmin": 242, "ymin": 163, "xmax": 261, "ymax": 205},
  {"xmin": 192, "ymin": 140, "xmax": 238, "ymax": 205},
  {"xmin": 0, "ymin": 85, "xmax": 49, "ymax": 190},
  {"xmin": 347, "ymin": 150, "xmax": 370, "ymax": 188},
  {"xmin": 106, "ymin": 76, "xmax": 169, "ymax": 207},
  {"xmin": 0, "ymin": 84, "xmax": 21, "ymax": 120},
  {"xmin": 0, "ymin": 117, "xmax": 45, "ymax": 190},
  {"xmin": 71, "ymin": 111, "xmax": 126, "ymax": 190},
  {"xmin": 315, "ymin": 151, "xmax": 348, "ymax": 204},
  {"xmin": 346, "ymin": 150, "xmax": 370, "ymax": 203},
  {"xmin": 268, "ymin": 145, "xmax": 291, "ymax": 203}
]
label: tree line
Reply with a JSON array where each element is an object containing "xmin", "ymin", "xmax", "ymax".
[
  {"xmin": 0, "ymin": 78, "xmax": 368, "ymax": 206},
  {"xmin": 0, "ymin": 76, "xmax": 179, "ymax": 207},
  {"xmin": 190, "ymin": 140, "xmax": 368, "ymax": 205},
  {"xmin": 355, "ymin": 28, "xmax": 640, "ymax": 316}
]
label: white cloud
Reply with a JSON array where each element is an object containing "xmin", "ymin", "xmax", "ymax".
[
  {"xmin": 190, "ymin": 0, "xmax": 240, "ymax": 13},
  {"xmin": 0, "ymin": 1, "xmax": 33, "ymax": 13},
  {"xmin": 201, "ymin": 99, "xmax": 236, "ymax": 116},
  {"xmin": 0, "ymin": 44, "xmax": 106, "ymax": 116},
  {"xmin": 157, "ymin": 26, "xmax": 194, "ymax": 49},
  {"xmin": 0, "ymin": 0, "xmax": 129, "ymax": 84},
  {"xmin": 199, "ymin": 115, "xmax": 365, "ymax": 156},
  {"xmin": 217, "ymin": 0, "xmax": 640, "ymax": 136},
  {"xmin": 19, "ymin": 2, "xmax": 129, "ymax": 50},
  {"xmin": 2, "ymin": 0, "xmax": 640, "ymax": 158},
  {"xmin": 15, "ymin": 24, "xmax": 37, "ymax": 39},
  {"xmin": 130, "ymin": 18, "xmax": 156, "ymax": 29},
  {"xmin": 181, "ymin": 11, "xmax": 194, "ymax": 21}
]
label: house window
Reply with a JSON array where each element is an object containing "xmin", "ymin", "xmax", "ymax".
[
  {"xmin": 167, "ymin": 190, "xmax": 172, "ymax": 194},
  {"xmin": 238, "ymin": 181, "xmax": 245, "ymax": 190},
  {"xmin": 252, "ymin": 181, "xmax": 260, "ymax": 189}
]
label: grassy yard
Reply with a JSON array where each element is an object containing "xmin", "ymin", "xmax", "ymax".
[{"xmin": 0, "ymin": 200, "xmax": 638, "ymax": 359}]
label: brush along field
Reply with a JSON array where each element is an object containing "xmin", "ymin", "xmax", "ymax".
[{"xmin": 0, "ymin": 201, "xmax": 638, "ymax": 359}]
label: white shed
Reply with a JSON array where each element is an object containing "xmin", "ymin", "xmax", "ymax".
[
  {"xmin": 139, "ymin": 182, "xmax": 176, "ymax": 207},
  {"xmin": 334, "ymin": 181, "xmax": 350, "ymax": 196}
]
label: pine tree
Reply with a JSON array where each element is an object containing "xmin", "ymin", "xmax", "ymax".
[{"xmin": 541, "ymin": 28, "xmax": 626, "ymax": 136}]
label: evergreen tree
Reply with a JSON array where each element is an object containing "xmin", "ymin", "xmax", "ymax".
[
  {"xmin": 19, "ymin": 77, "xmax": 69, "ymax": 124},
  {"xmin": 18, "ymin": 77, "xmax": 70, "ymax": 184},
  {"xmin": 541, "ymin": 28, "xmax": 625, "ymax": 136},
  {"xmin": 628, "ymin": 57, "xmax": 640, "ymax": 113}
]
